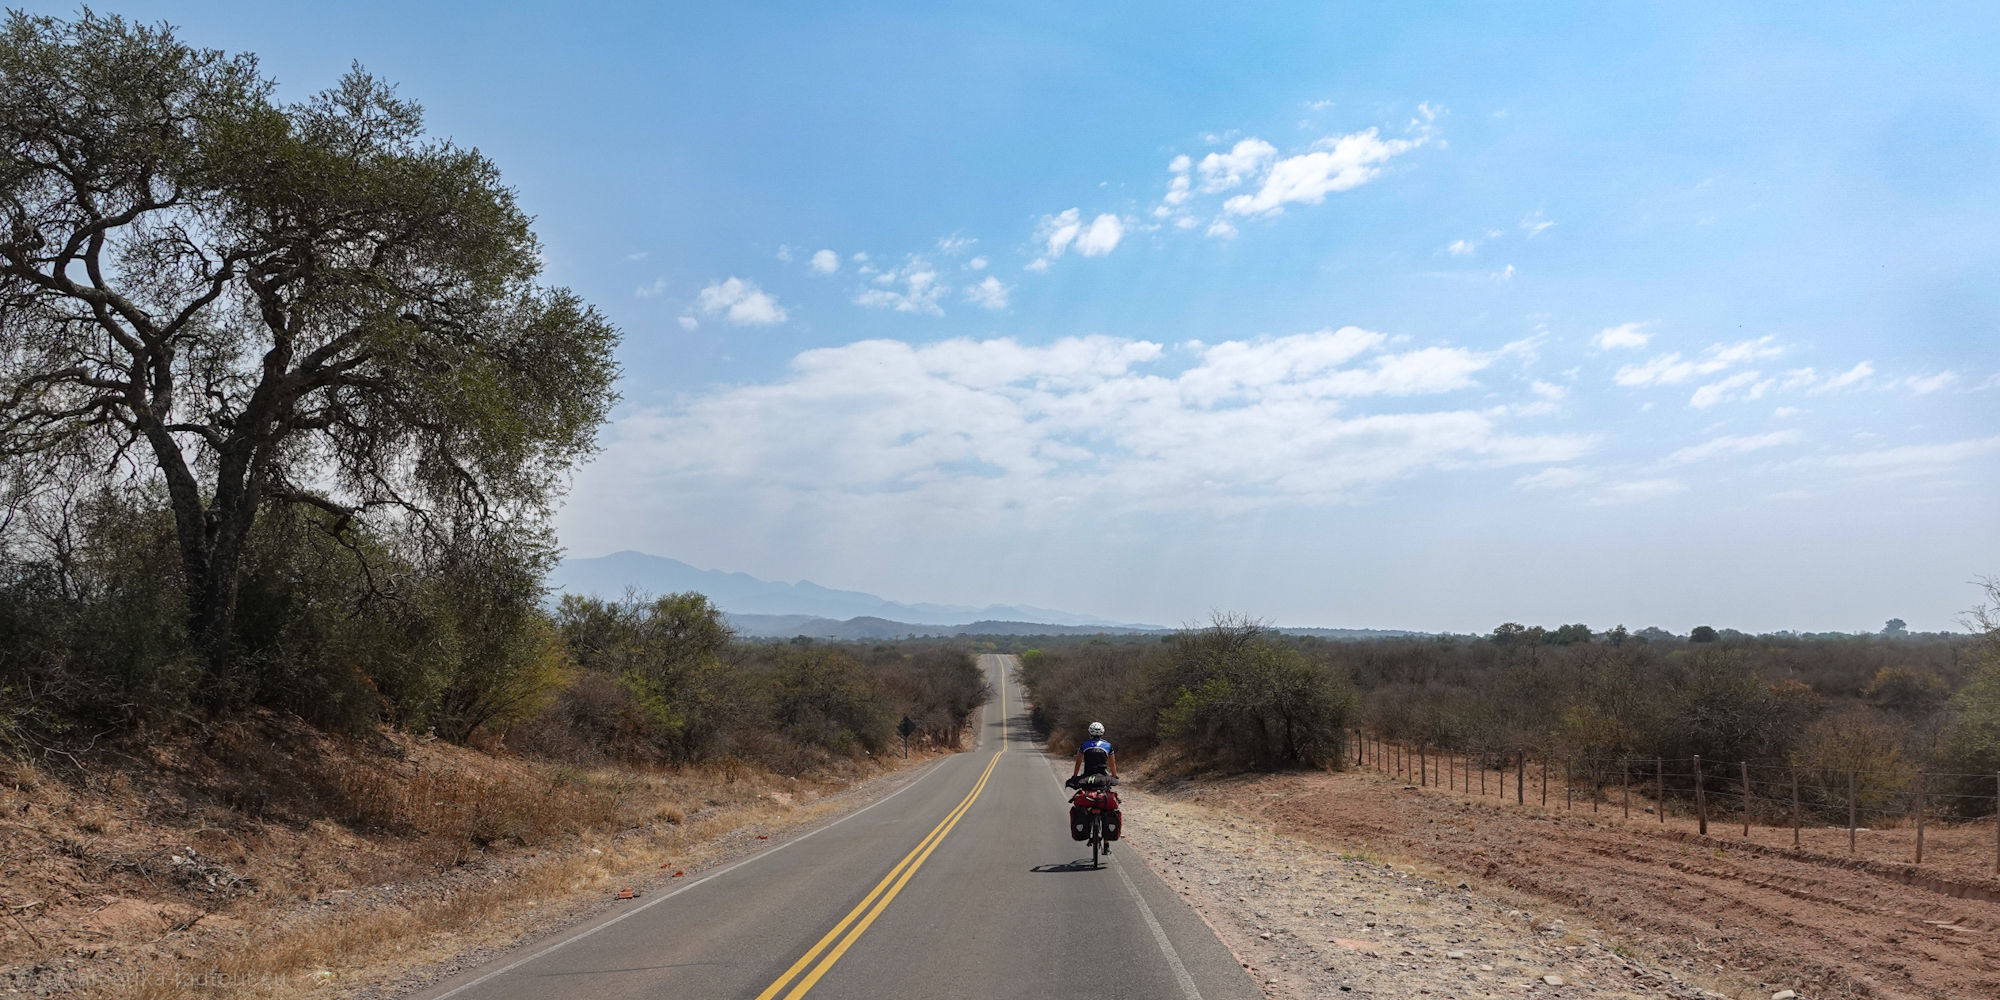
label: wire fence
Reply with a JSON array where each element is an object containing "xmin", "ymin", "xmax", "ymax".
[{"xmin": 1351, "ymin": 730, "xmax": 2000, "ymax": 874}]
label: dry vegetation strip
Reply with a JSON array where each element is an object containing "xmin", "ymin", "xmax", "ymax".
[
  {"xmin": 1171, "ymin": 768, "xmax": 2000, "ymax": 1000},
  {"xmin": 0, "ymin": 712, "xmax": 961, "ymax": 1000}
]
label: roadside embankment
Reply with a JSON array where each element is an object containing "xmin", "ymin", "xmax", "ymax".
[{"xmin": 0, "ymin": 711, "xmax": 960, "ymax": 999}]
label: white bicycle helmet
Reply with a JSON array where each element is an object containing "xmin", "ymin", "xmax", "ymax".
[{"xmin": 1087, "ymin": 721, "xmax": 1105, "ymax": 737}]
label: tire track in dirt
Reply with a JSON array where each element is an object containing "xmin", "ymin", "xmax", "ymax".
[{"xmin": 1183, "ymin": 771, "xmax": 2000, "ymax": 1000}]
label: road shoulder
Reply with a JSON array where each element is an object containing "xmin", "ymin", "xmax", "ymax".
[{"xmin": 1119, "ymin": 782, "xmax": 1724, "ymax": 1000}]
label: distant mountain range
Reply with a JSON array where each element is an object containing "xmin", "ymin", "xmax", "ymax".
[{"xmin": 548, "ymin": 551, "xmax": 1165, "ymax": 630}]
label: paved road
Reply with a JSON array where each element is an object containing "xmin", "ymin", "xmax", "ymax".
[{"xmin": 416, "ymin": 654, "xmax": 1260, "ymax": 1000}]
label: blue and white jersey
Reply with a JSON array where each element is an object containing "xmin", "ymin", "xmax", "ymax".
[{"xmin": 1079, "ymin": 737, "xmax": 1114, "ymax": 774}]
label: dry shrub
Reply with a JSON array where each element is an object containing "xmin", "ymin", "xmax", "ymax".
[{"xmin": 330, "ymin": 761, "xmax": 619, "ymax": 856}]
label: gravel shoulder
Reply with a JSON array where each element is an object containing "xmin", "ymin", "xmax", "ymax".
[
  {"xmin": 1119, "ymin": 781, "xmax": 1730, "ymax": 1000},
  {"xmin": 1122, "ymin": 767, "xmax": 2000, "ymax": 1000}
]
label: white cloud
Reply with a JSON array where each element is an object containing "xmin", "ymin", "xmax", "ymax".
[
  {"xmin": 1521, "ymin": 212, "xmax": 1556, "ymax": 238},
  {"xmin": 937, "ymin": 235, "xmax": 977, "ymax": 255},
  {"xmin": 634, "ymin": 277, "xmax": 668, "ymax": 298},
  {"xmin": 1529, "ymin": 380, "xmax": 1568, "ymax": 400},
  {"xmin": 1222, "ymin": 129, "xmax": 1425, "ymax": 216},
  {"xmin": 1816, "ymin": 435, "xmax": 2000, "ymax": 471},
  {"xmin": 1778, "ymin": 361, "xmax": 1873, "ymax": 392},
  {"xmin": 587, "ymin": 330, "xmax": 1590, "ymax": 519},
  {"xmin": 1492, "ymin": 265, "xmax": 1516, "ymax": 283},
  {"xmin": 696, "ymin": 277, "xmax": 787, "ymax": 325},
  {"xmin": 1589, "ymin": 479, "xmax": 1687, "ymax": 505},
  {"xmin": 854, "ymin": 260, "xmax": 947, "ymax": 316},
  {"xmin": 967, "ymin": 257, "xmax": 988, "ymax": 271},
  {"xmin": 1661, "ymin": 430, "xmax": 1801, "ymax": 466},
  {"xmin": 1614, "ymin": 337, "xmax": 1784, "ymax": 387},
  {"xmin": 1037, "ymin": 208, "xmax": 1083, "ymax": 258},
  {"xmin": 775, "ymin": 246, "xmax": 793, "ymax": 263},
  {"xmin": 1515, "ymin": 466, "xmax": 1597, "ymax": 491},
  {"xmin": 1157, "ymin": 155, "xmax": 1194, "ymax": 215},
  {"xmin": 1689, "ymin": 371, "xmax": 1775, "ymax": 408},
  {"xmin": 1823, "ymin": 361, "xmax": 1874, "ymax": 389},
  {"xmin": 1197, "ymin": 139, "xmax": 1277, "ymax": 193},
  {"xmin": 677, "ymin": 315, "xmax": 698, "ymax": 331},
  {"xmin": 1206, "ymin": 219, "xmax": 1239, "ymax": 239},
  {"xmin": 1894, "ymin": 371, "xmax": 1958, "ymax": 394},
  {"xmin": 1593, "ymin": 323, "xmax": 1651, "ymax": 350},
  {"xmin": 626, "ymin": 251, "xmax": 647, "ymax": 261},
  {"xmin": 851, "ymin": 252, "xmax": 870, "ymax": 262},
  {"xmin": 965, "ymin": 276, "xmax": 1009, "ymax": 310},
  {"xmin": 1024, "ymin": 258, "xmax": 1051, "ymax": 273},
  {"xmin": 1774, "ymin": 406, "xmax": 1804, "ymax": 418},
  {"xmin": 1446, "ymin": 239, "xmax": 1477, "ymax": 255},
  {"xmin": 809, "ymin": 249, "xmax": 840, "ymax": 275},
  {"xmin": 1075, "ymin": 214, "xmax": 1124, "ymax": 256}
]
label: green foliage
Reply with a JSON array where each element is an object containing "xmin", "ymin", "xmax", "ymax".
[
  {"xmin": 0, "ymin": 11, "xmax": 619, "ymax": 686},
  {"xmin": 773, "ymin": 648, "xmax": 890, "ymax": 754},
  {"xmin": 0, "ymin": 485, "xmax": 569, "ymax": 739},
  {"xmin": 1154, "ymin": 618, "xmax": 1359, "ymax": 769},
  {"xmin": 1019, "ymin": 616, "xmax": 1358, "ymax": 773},
  {"xmin": 531, "ymin": 596, "xmax": 987, "ymax": 767}
]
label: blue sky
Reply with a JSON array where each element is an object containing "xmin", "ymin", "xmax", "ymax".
[{"xmin": 79, "ymin": 2, "xmax": 2000, "ymax": 631}]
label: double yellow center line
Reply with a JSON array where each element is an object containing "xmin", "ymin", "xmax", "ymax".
[{"xmin": 753, "ymin": 662, "xmax": 1008, "ymax": 1000}]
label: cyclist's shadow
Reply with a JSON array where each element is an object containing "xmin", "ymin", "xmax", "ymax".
[{"xmin": 1029, "ymin": 860, "xmax": 1105, "ymax": 874}]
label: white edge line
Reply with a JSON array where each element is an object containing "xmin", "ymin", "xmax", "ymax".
[
  {"xmin": 1019, "ymin": 673, "xmax": 1201, "ymax": 1000},
  {"xmin": 427, "ymin": 754, "xmax": 953, "ymax": 1000},
  {"xmin": 1115, "ymin": 855, "xmax": 1204, "ymax": 1000}
]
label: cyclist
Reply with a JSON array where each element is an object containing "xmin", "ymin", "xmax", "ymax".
[
  {"xmin": 1072, "ymin": 721, "xmax": 1117, "ymax": 780},
  {"xmin": 1069, "ymin": 722, "xmax": 1119, "ymax": 853}
]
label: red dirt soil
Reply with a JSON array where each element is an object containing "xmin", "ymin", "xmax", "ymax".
[{"xmin": 1187, "ymin": 769, "xmax": 2000, "ymax": 1000}]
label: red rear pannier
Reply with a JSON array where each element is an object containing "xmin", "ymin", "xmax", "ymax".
[{"xmin": 1068, "ymin": 788, "xmax": 1122, "ymax": 841}]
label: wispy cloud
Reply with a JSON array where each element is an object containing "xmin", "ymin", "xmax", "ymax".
[
  {"xmin": 696, "ymin": 277, "xmax": 788, "ymax": 325},
  {"xmin": 1222, "ymin": 129, "xmax": 1428, "ymax": 216},
  {"xmin": 1589, "ymin": 479, "xmax": 1687, "ymax": 505},
  {"xmin": 1661, "ymin": 430, "xmax": 1801, "ymax": 466},
  {"xmin": 854, "ymin": 259, "xmax": 947, "ymax": 316},
  {"xmin": 964, "ymin": 275, "xmax": 1009, "ymax": 310},
  {"xmin": 1031, "ymin": 208, "xmax": 1125, "ymax": 269},
  {"xmin": 1593, "ymin": 323, "xmax": 1651, "ymax": 350},
  {"xmin": 1520, "ymin": 212, "xmax": 1556, "ymax": 238},
  {"xmin": 1615, "ymin": 337, "xmax": 1784, "ymax": 387},
  {"xmin": 586, "ymin": 328, "xmax": 1590, "ymax": 521}
]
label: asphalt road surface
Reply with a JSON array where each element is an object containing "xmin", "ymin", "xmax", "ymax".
[{"xmin": 414, "ymin": 654, "xmax": 1261, "ymax": 1000}]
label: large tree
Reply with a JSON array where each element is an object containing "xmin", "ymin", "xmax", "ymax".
[{"xmin": 0, "ymin": 12, "xmax": 619, "ymax": 692}]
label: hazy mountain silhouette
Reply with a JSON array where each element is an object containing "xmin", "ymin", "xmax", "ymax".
[{"xmin": 549, "ymin": 551, "xmax": 1163, "ymax": 629}]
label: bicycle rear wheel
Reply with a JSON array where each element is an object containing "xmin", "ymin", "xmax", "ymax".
[{"xmin": 1090, "ymin": 816, "xmax": 1102, "ymax": 868}]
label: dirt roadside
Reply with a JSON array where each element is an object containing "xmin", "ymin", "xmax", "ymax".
[
  {"xmin": 0, "ymin": 713, "xmax": 964, "ymax": 1000},
  {"xmin": 1123, "ymin": 768, "xmax": 2000, "ymax": 1000},
  {"xmin": 1120, "ymin": 784, "xmax": 1725, "ymax": 1000}
]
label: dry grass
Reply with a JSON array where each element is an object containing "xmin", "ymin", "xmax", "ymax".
[{"xmin": 0, "ymin": 712, "xmax": 966, "ymax": 1000}]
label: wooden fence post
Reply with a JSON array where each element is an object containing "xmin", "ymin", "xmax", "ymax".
[
  {"xmin": 1848, "ymin": 770, "xmax": 1857, "ymax": 854},
  {"xmin": 1622, "ymin": 761, "xmax": 1630, "ymax": 819},
  {"xmin": 1694, "ymin": 755, "xmax": 1707, "ymax": 835},
  {"xmin": 1741, "ymin": 761, "xmax": 1751, "ymax": 838},
  {"xmin": 1800, "ymin": 768, "xmax": 1816, "ymax": 848},
  {"xmin": 1541, "ymin": 757, "xmax": 1548, "ymax": 807},
  {"xmin": 1420, "ymin": 744, "xmax": 1427, "ymax": 787},
  {"xmin": 1659, "ymin": 757, "xmax": 1668, "ymax": 824},
  {"xmin": 1915, "ymin": 772, "xmax": 1926, "ymax": 865},
  {"xmin": 1565, "ymin": 760, "xmax": 1572, "ymax": 810},
  {"xmin": 1517, "ymin": 753, "xmax": 1525, "ymax": 805}
]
